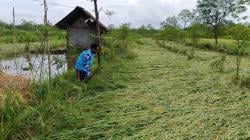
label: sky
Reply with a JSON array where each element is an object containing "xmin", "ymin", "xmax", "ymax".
[{"xmin": 0, "ymin": 0, "xmax": 249, "ymax": 28}]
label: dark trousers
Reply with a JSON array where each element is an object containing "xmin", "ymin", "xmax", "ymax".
[{"xmin": 76, "ymin": 69, "xmax": 87, "ymax": 81}]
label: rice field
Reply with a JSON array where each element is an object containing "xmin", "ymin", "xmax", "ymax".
[
  {"xmin": 1, "ymin": 39, "xmax": 250, "ymax": 139},
  {"xmin": 0, "ymin": 39, "xmax": 65, "ymax": 59}
]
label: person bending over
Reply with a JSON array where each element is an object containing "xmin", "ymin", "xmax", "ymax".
[{"xmin": 75, "ymin": 43, "xmax": 100, "ymax": 81}]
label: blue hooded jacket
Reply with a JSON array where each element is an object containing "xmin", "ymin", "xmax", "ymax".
[{"xmin": 75, "ymin": 49, "xmax": 95, "ymax": 76}]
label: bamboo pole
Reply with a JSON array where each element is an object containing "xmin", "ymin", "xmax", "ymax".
[
  {"xmin": 12, "ymin": 6, "xmax": 18, "ymax": 74},
  {"xmin": 93, "ymin": 0, "xmax": 101, "ymax": 66},
  {"xmin": 43, "ymin": 0, "xmax": 51, "ymax": 80}
]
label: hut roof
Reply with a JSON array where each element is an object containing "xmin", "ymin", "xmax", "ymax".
[{"xmin": 55, "ymin": 6, "xmax": 108, "ymax": 33}]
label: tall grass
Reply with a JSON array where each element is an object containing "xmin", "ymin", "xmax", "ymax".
[{"xmin": 0, "ymin": 89, "xmax": 35, "ymax": 140}]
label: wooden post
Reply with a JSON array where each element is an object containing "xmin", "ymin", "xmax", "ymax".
[
  {"xmin": 12, "ymin": 7, "xmax": 16, "ymax": 50},
  {"xmin": 93, "ymin": 0, "xmax": 101, "ymax": 66},
  {"xmin": 43, "ymin": 0, "xmax": 51, "ymax": 80},
  {"xmin": 12, "ymin": 6, "xmax": 18, "ymax": 74}
]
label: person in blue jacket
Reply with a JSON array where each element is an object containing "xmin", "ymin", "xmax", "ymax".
[{"xmin": 75, "ymin": 43, "xmax": 100, "ymax": 81}]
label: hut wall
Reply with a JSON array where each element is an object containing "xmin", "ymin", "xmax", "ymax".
[{"xmin": 68, "ymin": 17, "xmax": 95, "ymax": 48}]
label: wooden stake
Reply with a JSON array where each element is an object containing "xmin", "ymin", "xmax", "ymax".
[
  {"xmin": 12, "ymin": 6, "xmax": 18, "ymax": 74},
  {"xmin": 93, "ymin": 0, "xmax": 101, "ymax": 66},
  {"xmin": 43, "ymin": 0, "xmax": 51, "ymax": 80}
]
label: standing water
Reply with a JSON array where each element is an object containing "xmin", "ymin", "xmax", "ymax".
[{"xmin": 0, "ymin": 54, "xmax": 68, "ymax": 81}]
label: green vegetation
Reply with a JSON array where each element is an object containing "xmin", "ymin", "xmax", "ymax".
[
  {"xmin": 0, "ymin": 20, "xmax": 66, "ymax": 59},
  {"xmin": 0, "ymin": 40, "xmax": 65, "ymax": 59},
  {"xmin": 1, "ymin": 0, "xmax": 250, "ymax": 138},
  {"xmin": 197, "ymin": 0, "xmax": 249, "ymax": 45},
  {"xmin": 1, "ymin": 38, "xmax": 250, "ymax": 139},
  {"xmin": 228, "ymin": 24, "xmax": 250, "ymax": 82}
]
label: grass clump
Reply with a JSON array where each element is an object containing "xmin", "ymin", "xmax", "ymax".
[{"xmin": 210, "ymin": 54, "xmax": 227, "ymax": 72}]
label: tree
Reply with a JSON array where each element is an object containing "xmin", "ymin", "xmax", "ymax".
[
  {"xmin": 160, "ymin": 16, "xmax": 179, "ymax": 29},
  {"xmin": 138, "ymin": 25, "xmax": 147, "ymax": 35},
  {"xmin": 107, "ymin": 24, "xmax": 115, "ymax": 30},
  {"xmin": 0, "ymin": 20, "xmax": 9, "ymax": 28},
  {"xmin": 178, "ymin": 9, "xmax": 194, "ymax": 29},
  {"xmin": 105, "ymin": 9, "xmax": 115, "ymax": 20},
  {"xmin": 19, "ymin": 19, "xmax": 36, "ymax": 30},
  {"xmin": 118, "ymin": 23, "xmax": 130, "ymax": 41},
  {"xmin": 162, "ymin": 27, "xmax": 182, "ymax": 42},
  {"xmin": 228, "ymin": 24, "xmax": 250, "ymax": 82},
  {"xmin": 197, "ymin": 0, "xmax": 249, "ymax": 45},
  {"xmin": 146, "ymin": 24, "xmax": 154, "ymax": 30},
  {"xmin": 187, "ymin": 23, "xmax": 204, "ymax": 59}
]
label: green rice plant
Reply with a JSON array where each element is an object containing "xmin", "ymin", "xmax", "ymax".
[
  {"xmin": 0, "ymin": 90, "xmax": 25, "ymax": 122},
  {"xmin": 0, "ymin": 89, "xmax": 35, "ymax": 140}
]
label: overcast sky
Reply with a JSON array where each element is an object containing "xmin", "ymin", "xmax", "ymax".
[{"xmin": 0, "ymin": 0, "xmax": 249, "ymax": 28}]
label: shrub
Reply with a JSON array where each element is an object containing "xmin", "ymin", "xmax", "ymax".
[
  {"xmin": 241, "ymin": 77, "xmax": 250, "ymax": 88},
  {"xmin": 210, "ymin": 54, "xmax": 227, "ymax": 72},
  {"xmin": 199, "ymin": 43, "xmax": 213, "ymax": 50}
]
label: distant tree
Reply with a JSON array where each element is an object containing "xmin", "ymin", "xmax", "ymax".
[
  {"xmin": 146, "ymin": 24, "xmax": 154, "ymax": 30},
  {"xmin": 19, "ymin": 19, "xmax": 36, "ymax": 30},
  {"xmin": 187, "ymin": 23, "xmax": 204, "ymax": 59},
  {"xmin": 178, "ymin": 9, "xmax": 194, "ymax": 29},
  {"xmin": 161, "ymin": 16, "xmax": 179, "ymax": 29},
  {"xmin": 0, "ymin": 20, "xmax": 9, "ymax": 28},
  {"xmin": 0, "ymin": 21, "xmax": 8, "ymax": 37},
  {"xmin": 162, "ymin": 27, "xmax": 182, "ymax": 42},
  {"xmin": 117, "ymin": 23, "xmax": 131, "ymax": 48},
  {"xmin": 138, "ymin": 25, "xmax": 147, "ymax": 35},
  {"xmin": 107, "ymin": 24, "xmax": 115, "ymax": 30},
  {"xmin": 118, "ymin": 23, "xmax": 130, "ymax": 40},
  {"xmin": 105, "ymin": 9, "xmax": 115, "ymax": 20},
  {"xmin": 139, "ymin": 25, "xmax": 146, "ymax": 30},
  {"xmin": 136, "ymin": 24, "xmax": 157, "ymax": 37},
  {"xmin": 219, "ymin": 20, "xmax": 235, "ymax": 37},
  {"xmin": 197, "ymin": 0, "xmax": 249, "ymax": 45},
  {"xmin": 228, "ymin": 24, "xmax": 250, "ymax": 82}
]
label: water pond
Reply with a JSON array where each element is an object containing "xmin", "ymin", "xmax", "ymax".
[{"xmin": 0, "ymin": 53, "xmax": 68, "ymax": 81}]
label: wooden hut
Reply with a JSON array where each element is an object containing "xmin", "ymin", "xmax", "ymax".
[{"xmin": 55, "ymin": 6, "xmax": 108, "ymax": 48}]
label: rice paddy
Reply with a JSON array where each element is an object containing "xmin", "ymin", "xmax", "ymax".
[{"xmin": 3, "ymin": 38, "xmax": 248, "ymax": 139}]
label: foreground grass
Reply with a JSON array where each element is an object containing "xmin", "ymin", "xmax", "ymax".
[{"xmin": 2, "ymin": 40, "xmax": 250, "ymax": 139}]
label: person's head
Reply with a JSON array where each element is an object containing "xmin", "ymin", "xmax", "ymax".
[{"xmin": 90, "ymin": 43, "xmax": 100, "ymax": 54}]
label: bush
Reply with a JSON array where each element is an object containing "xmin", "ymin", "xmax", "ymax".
[
  {"xmin": 241, "ymin": 77, "xmax": 250, "ymax": 88},
  {"xmin": 210, "ymin": 54, "xmax": 227, "ymax": 72},
  {"xmin": 199, "ymin": 43, "xmax": 213, "ymax": 50}
]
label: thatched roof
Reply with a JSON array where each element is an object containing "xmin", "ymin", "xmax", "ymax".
[{"xmin": 55, "ymin": 6, "xmax": 108, "ymax": 33}]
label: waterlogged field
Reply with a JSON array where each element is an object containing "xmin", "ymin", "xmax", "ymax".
[
  {"xmin": 1, "ymin": 39, "xmax": 250, "ymax": 139},
  {"xmin": 0, "ymin": 39, "xmax": 65, "ymax": 59}
]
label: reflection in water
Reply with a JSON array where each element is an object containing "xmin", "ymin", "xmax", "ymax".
[{"xmin": 0, "ymin": 54, "xmax": 67, "ymax": 81}]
